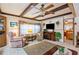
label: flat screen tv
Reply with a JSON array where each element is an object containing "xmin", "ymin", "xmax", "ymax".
[{"xmin": 46, "ymin": 23, "xmax": 55, "ymax": 29}]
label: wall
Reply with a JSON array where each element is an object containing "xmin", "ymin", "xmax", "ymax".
[
  {"xmin": 71, "ymin": 3, "xmax": 79, "ymax": 46},
  {"xmin": 73, "ymin": 3, "xmax": 79, "ymax": 17},
  {"xmin": 74, "ymin": 17, "xmax": 79, "ymax": 46},
  {"xmin": 42, "ymin": 14, "xmax": 74, "ymax": 42},
  {"xmin": 42, "ymin": 17, "xmax": 64, "ymax": 42},
  {"xmin": 0, "ymin": 14, "xmax": 40, "ymax": 46},
  {"xmin": 42, "ymin": 16, "xmax": 79, "ymax": 46}
]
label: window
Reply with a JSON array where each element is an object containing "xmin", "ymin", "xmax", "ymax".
[{"xmin": 20, "ymin": 24, "xmax": 40, "ymax": 35}]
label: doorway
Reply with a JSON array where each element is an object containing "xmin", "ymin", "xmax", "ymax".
[{"xmin": 64, "ymin": 18, "xmax": 74, "ymax": 45}]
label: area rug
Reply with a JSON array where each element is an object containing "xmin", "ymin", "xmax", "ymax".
[{"xmin": 23, "ymin": 41, "xmax": 56, "ymax": 55}]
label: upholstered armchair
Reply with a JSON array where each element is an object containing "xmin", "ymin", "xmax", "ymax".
[{"xmin": 8, "ymin": 32, "xmax": 25, "ymax": 48}]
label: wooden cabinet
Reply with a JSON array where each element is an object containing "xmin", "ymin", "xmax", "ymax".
[
  {"xmin": 50, "ymin": 32, "xmax": 55, "ymax": 41},
  {"xmin": 0, "ymin": 16, "xmax": 7, "ymax": 47},
  {"xmin": 65, "ymin": 31, "xmax": 73, "ymax": 40},
  {"xmin": 43, "ymin": 32, "xmax": 55, "ymax": 41}
]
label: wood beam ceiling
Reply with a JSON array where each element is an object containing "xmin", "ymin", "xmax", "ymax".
[
  {"xmin": 34, "ymin": 4, "xmax": 69, "ymax": 18},
  {"xmin": 0, "ymin": 3, "xmax": 40, "ymax": 21},
  {"xmin": 1, "ymin": 11, "xmax": 40, "ymax": 21},
  {"xmin": 0, "ymin": 3, "xmax": 73, "ymax": 22},
  {"xmin": 20, "ymin": 3, "xmax": 33, "ymax": 16},
  {"xmin": 33, "ymin": 4, "xmax": 54, "ymax": 18},
  {"xmin": 41, "ymin": 12, "xmax": 72, "ymax": 21},
  {"xmin": 50, "ymin": 4, "xmax": 68, "ymax": 13},
  {"xmin": 44, "ymin": 4, "xmax": 54, "ymax": 10},
  {"xmin": 20, "ymin": 3, "xmax": 38, "ymax": 16}
]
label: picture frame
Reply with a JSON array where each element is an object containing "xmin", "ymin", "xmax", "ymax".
[{"xmin": 10, "ymin": 22, "xmax": 17, "ymax": 27}]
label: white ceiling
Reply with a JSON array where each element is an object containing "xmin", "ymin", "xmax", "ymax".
[
  {"xmin": 24, "ymin": 3, "xmax": 66, "ymax": 18},
  {"xmin": 1, "ymin": 3, "xmax": 30, "ymax": 15},
  {"xmin": 0, "ymin": 3, "xmax": 74, "ymax": 20}
]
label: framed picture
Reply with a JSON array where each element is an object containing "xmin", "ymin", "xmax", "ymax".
[{"xmin": 10, "ymin": 22, "xmax": 17, "ymax": 27}]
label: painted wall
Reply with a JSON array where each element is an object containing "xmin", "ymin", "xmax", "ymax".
[
  {"xmin": 74, "ymin": 17, "xmax": 79, "ymax": 46},
  {"xmin": 42, "ymin": 17, "xmax": 64, "ymax": 42},
  {"xmin": 0, "ymin": 14, "xmax": 40, "ymax": 46},
  {"xmin": 73, "ymin": 3, "xmax": 79, "ymax": 17},
  {"xmin": 71, "ymin": 3, "xmax": 79, "ymax": 46},
  {"xmin": 42, "ymin": 16, "xmax": 79, "ymax": 46},
  {"xmin": 42, "ymin": 14, "xmax": 74, "ymax": 42}
]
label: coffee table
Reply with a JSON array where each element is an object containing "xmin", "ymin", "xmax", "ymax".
[
  {"xmin": 43, "ymin": 45, "xmax": 78, "ymax": 55},
  {"xmin": 53, "ymin": 48, "xmax": 72, "ymax": 55}
]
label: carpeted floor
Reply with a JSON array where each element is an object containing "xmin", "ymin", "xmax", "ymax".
[{"xmin": 23, "ymin": 41, "xmax": 56, "ymax": 55}]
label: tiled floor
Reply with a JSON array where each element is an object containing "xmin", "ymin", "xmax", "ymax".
[
  {"xmin": 2, "ymin": 46, "xmax": 27, "ymax": 55},
  {"xmin": 46, "ymin": 40, "xmax": 79, "ymax": 54},
  {"xmin": 0, "ymin": 40, "xmax": 79, "ymax": 55},
  {"xmin": 0, "ymin": 40, "xmax": 41, "ymax": 55},
  {"xmin": 64, "ymin": 39, "xmax": 73, "ymax": 45}
]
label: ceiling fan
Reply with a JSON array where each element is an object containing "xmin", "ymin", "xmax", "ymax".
[{"xmin": 32, "ymin": 4, "xmax": 54, "ymax": 17}]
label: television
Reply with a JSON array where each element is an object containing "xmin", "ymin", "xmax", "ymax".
[{"xmin": 46, "ymin": 23, "xmax": 55, "ymax": 29}]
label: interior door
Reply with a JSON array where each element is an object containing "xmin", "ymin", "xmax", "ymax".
[{"xmin": 64, "ymin": 18, "xmax": 74, "ymax": 44}]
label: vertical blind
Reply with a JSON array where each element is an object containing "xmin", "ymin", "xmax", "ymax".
[{"xmin": 20, "ymin": 24, "xmax": 40, "ymax": 35}]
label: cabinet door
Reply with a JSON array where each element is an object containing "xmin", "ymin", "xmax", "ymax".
[
  {"xmin": 0, "ymin": 16, "xmax": 6, "ymax": 47},
  {"xmin": 50, "ymin": 32, "xmax": 55, "ymax": 41},
  {"xmin": 0, "ymin": 33, "xmax": 6, "ymax": 47},
  {"xmin": 43, "ymin": 32, "xmax": 49, "ymax": 39}
]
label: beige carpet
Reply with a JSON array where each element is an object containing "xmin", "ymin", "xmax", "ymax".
[{"xmin": 23, "ymin": 41, "xmax": 56, "ymax": 55}]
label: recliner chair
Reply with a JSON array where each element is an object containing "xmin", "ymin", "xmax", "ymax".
[{"xmin": 8, "ymin": 32, "xmax": 24, "ymax": 48}]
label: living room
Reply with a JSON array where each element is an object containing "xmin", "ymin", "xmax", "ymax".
[{"xmin": 0, "ymin": 3, "xmax": 79, "ymax": 55}]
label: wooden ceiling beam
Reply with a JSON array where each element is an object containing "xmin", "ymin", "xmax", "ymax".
[
  {"xmin": 34, "ymin": 15, "xmax": 42, "ymax": 18},
  {"xmin": 1, "ymin": 11, "xmax": 40, "ymax": 21},
  {"xmin": 33, "ymin": 4, "xmax": 54, "ymax": 18},
  {"xmin": 20, "ymin": 3, "xmax": 38, "ymax": 16},
  {"xmin": 20, "ymin": 3, "xmax": 33, "ymax": 16},
  {"xmin": 34, "ymin": 4, "xmax": 69, "ymax": 18},
  {"xmin": 41, "ymin": 12, "xmax": 72, "ymax": 21},
  {"xmin": 44, "ymin": 4, "xmax": 54, "ymax": 10},
  {"xmin": 50, "ymin": 4, "xmax": 68, "ymax": 12}
]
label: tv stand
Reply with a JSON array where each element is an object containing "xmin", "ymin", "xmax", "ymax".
[{"xmin": 43, "ymin": 31, "xmax": 55, "ymax": 41}]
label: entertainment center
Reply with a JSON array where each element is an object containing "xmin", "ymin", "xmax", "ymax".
[
  {"xmin": 43, "ymin": 23, "xmax": 55, "ymax": 41},
  {"xmin": 43, "ymin": 31, "xmax": 55, "ymax": 41}
]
